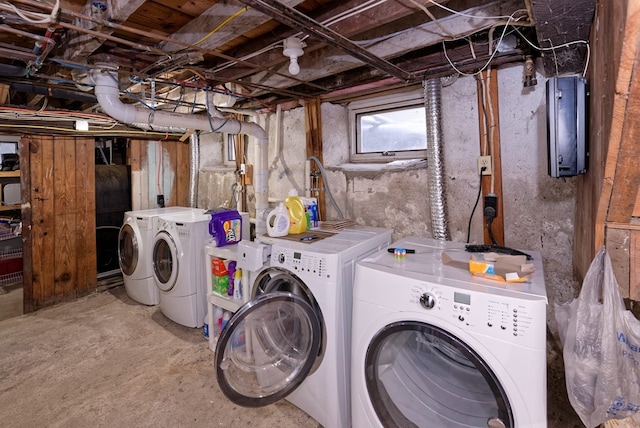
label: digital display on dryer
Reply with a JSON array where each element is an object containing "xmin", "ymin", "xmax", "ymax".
[
  {"xmin": 454, "ymin": 292, "xmax": 470, "ymax": 305},
  {"xmin": 294, "ymin": 252, "xmax": 301, "ymax": 260}
]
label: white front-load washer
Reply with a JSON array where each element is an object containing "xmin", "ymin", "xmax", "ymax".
[
  {"xmin": 214, "ymin": 226, "xmax": 392, "ymax": 428},
  {"xmin": 152, "ymin": 210, "xmax": 210, "ymax": 328},
  {"xmin": 352, "ymin": 237, "xmax": 548, "ymax": 428},
  {"xmin": 118, "ymin": 206, "xmax": 201, "ymax": 305}
]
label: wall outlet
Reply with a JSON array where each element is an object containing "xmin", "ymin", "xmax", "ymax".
[{"xmin": 477, "ymin": 155, "xmax": 492, "ymax": 175}]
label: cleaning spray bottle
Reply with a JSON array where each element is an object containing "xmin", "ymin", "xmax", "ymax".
[
  {"xmin": 285, "ymin": 189, "xmax": 306, "ymax": 234},
  {"xmin": 266, "ymin": 202, "xmax": 290, "ymax": 237}
]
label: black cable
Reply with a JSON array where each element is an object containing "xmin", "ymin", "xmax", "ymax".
[
  {"xmin": 466, "ymin": 169, "xmax": 483, "ymax": 243},
  {"xmin": 486, "ymin": 217, "xmax": 498, "ymax": 245}
]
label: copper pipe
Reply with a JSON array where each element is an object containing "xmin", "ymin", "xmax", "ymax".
[{"xmin": 0, "ymin": 24, "xmax": 55, "ymax": 45}]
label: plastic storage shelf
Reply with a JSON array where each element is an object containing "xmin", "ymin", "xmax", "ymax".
[{"xmin": 204, "ymin": 242, "xmax": 251, "ymax": 352}]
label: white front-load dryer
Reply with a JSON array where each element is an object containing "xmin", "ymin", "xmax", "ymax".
[
  {"xmin": 351, "ymin": 237, "xmax": 548, "ymax": 428},
  {"xmin": 214, "ymin": 226, "xmax": 392, "ymax": 428},
  {"xmin": 118, "ymin": 206, "xmax": 201, "ymax": 305},
  {"xmin": 152, "ymin": 210, "xmax": 210, "ymax": 328}
]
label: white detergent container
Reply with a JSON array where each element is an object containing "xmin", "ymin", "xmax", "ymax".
[{"xmin": 266, "ymin": 203, "xmax": 290, "ymax": 237}]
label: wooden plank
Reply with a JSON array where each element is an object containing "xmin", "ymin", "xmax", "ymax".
[
  {"xmin": 75, "ymin": 137, "xmax": 96, "ymax": 296},
  {"xmin": 574, "ymin": 1, "xmax": 640, "ymax": 281},
  {"xmin": 630, "ymin": 230, "xmax": 640, "ymax": 301},
  {"xmin": 32, "ymin": 136, "xmax": 56, "ymax": 309},
  {"xmin": 0, "ymin": 84, "xmax": 9, "ymax": 104},
  {"xmin": 634, "ymin": 190, "xmax": 640, "ymax": 218},
  {"xmin": 19, "ymin": 136, "xmax": 33, "ymax": 313},
  {"xmin": 163, "ymin": 138, "xmax": 178, "ymax": 206},
  {"xmin": 476, "ymin": 69, "xmax": 504, "ymax": 246},
  {"xmin": 127, "ymin": 140, "xmax": 144, "ymax": 210},
  {"xmin": 304, "ymin": 97, "xmax": 326, "ymax": 220},
  {"xmin": 608, "ymin": 40, "xmax": 640, "ymax": 223},
  {"xmin": 175, "ymin": 139, "xmax": 191, "ymax": 207},
  {"xmin": 607, "ymin": 227, "xmax": 631, "ymax": 299},
  {"xmin": 53, "ymin": 136, "xmax": 76, "ymax": 303}
]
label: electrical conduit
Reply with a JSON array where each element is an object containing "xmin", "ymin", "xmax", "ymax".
[{"xmin": 91, "ymin": 67, "xmax": 270, "ymax": 236}]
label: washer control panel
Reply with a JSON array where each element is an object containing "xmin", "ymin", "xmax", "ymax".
[{"xmin": 270, "ymin": 246, "xmax": 336, "ymax": 280}]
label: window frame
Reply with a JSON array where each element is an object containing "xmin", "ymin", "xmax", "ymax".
[{"xmin": 348, "ymin": 89, "xmax": 427, "ymax": 163}]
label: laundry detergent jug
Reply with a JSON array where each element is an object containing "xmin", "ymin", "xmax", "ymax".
[
  {"xmin": 266, "ymin": 203, "xmax": 290, "ymax": 237},
  {"xmin": 285, "ymin": 189, "xmax": 306, "ymax": 234}
]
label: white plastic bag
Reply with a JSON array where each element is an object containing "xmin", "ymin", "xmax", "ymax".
[{"xmin": 555, "ymin": 247, "xmax": 640, "ymax": 427}]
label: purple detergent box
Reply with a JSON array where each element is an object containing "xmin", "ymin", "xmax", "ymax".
[{"xmin": 208, "ymin": 209, "xmax": 242, "ymax": 247}]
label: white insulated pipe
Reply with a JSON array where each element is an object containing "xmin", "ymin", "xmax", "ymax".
[{"xmin": 91, "ymin": 68, "xmax": 270, "ymax": 237}]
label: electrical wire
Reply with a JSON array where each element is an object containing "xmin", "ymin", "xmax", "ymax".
[
  {"xmin": 307, "ymin": 156, "xmax": 344, "ymax": 219},
  {"xmin": 511, "ymin": 26, "xmax": 591, "ymax": 78},
  {"xmin": 6, "ymin": 0, "xmax": 60, "ymax": 24},
  {"xmin": 170, "ymin": 6, "xmax": 251, "ymax": 55},
  {"xmin": 466, "ymin": 169, "xmax": 483, "ymax": 243}
]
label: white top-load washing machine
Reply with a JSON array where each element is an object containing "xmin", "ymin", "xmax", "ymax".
[
  {"xmin": 118, "ymin": 207, "xmax": 202, "ymax": 305},
  {"xmin": 214, "ymin": 226, "xmax": 392, "ymax": 428},
  {"xmin": 152, "ymin": 210, "xmax": 211, "ymax": 328},
  {"xmin": 351, "ymin": 237, "xmax": 548, "ymax": 428}
]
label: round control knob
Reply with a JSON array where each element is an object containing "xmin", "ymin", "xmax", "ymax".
[
  {"xmin": 278, "ymin": 253, "xmax": 286, "ymax": 264},
  {"xmin": 420, "ymin": 293, "xmax": 436, "ymax": 309}
]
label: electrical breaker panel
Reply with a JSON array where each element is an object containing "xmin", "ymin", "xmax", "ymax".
[{"xmin": 546, "ymin": 76, "xmax": 588, "ymax": 178}]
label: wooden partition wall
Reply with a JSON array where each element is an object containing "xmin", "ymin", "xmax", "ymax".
[
  {"xmin": 574, "ymin": 1, "xmax": 640, "ymax": 298},
  {"xmin": 19, "ymin": 136, "xmax": 192, "ymax": 313},
  {"xmin": 20, "ymin": 135, "xmax": 97, "ymax": 312}
]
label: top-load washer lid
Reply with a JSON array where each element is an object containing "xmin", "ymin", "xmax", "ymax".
[{"xmin": 215, "ymin": 292, "xmax": 322, "ymax": 407}]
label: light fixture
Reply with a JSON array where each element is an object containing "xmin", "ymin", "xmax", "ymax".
[{"xmin": 283, "ymin": 36, "xmax": 305, "ymax": 75}]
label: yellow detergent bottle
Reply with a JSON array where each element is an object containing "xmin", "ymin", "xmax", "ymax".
[{"xmin": 285, "ymin": 189, "xmax": 307, "ymax": 234}]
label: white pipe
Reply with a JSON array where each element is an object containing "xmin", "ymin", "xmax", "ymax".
[
  {"xmin": 91, "ymin": 68, "xmax": 270, "ymax": 237},
  {"xmin": 270, "ymin": 103, "xmax": 282, "ymax": 170}
]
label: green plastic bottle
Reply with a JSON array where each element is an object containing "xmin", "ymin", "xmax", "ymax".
[{"xmin": 285, "ymin": 189, "xmax": 307, "ymax": 234}]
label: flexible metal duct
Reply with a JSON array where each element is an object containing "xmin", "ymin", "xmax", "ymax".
[
  {"xmin": 423, "ymin": 78, "xmax": 450, "ymax": 241},
  {"xmin": 189, "ymin": 132, "xmax": 199, "ymax": 208},
  {"xmin": 91, "ymin": 68, "xmax": 270, "ymax": 236}
]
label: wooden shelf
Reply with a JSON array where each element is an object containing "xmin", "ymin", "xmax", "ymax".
[
  {"xmin": 0, "ymin": 171, "xmax": 19, "ymax": 178},
  {"xmin": 0, "ymin": 204, "xmax": 19, "ymax": 212}
]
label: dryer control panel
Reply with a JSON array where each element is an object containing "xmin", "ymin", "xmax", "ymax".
[{"xmin": 408, "ymin": 282, "xmax": 546, "ymax": 350}]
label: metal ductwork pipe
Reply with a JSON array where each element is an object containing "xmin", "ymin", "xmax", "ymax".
[
  {"xmin": 189, "ymin": 132, "xmax": 199, "ymax": 208},
  {"xmin": 91, "ymin": 67, "xmax": 270, "ymax": 236},
  {"xmin": 423, "ymin": 78, "xmax": 450, "ymax": 241}
]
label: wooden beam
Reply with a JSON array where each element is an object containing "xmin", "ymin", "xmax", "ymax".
[
  {"xmin": 304, "ymin": 97, "xmax": 326, "ymax": 220},
  {"xmin": 530, "ymin": 0, "xmax": 595, "ymax": 76},
  {"xmin": 0, "ymin": 84, "xmax": 9, "ymax": 104},
  {"xmin": 64, "ymin": 0, "xmax": 146, "ymax": 61},
  {"xmin": 476, "ymin": 68, "xmax": 504, "ymax": 246},
  {"xmin": 222, "ymin": 0, "xmax": 524, "ymax": 91}
]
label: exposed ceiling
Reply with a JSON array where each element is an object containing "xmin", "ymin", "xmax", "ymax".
[{"xmin": 0, "ymin": 0, "xmax": 594, "ymax": 135}]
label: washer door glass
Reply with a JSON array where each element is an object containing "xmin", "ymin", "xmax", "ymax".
[
  {"xmin": 365, "ymin": 321, "xmax": 513, "ymax": 428},
  {"xmin": 152, "ymin": 232, "xmax": 178, "ymax": 292},
  {"xmin": 215, "ymin": 292, "xmax": 322, "ymax": 407},
  {"xmin": 118, "ymin": 223, "xmax": 138, "ymax": 276}
]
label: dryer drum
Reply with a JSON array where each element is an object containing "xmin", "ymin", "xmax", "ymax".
[{"xmin": 364, "ymin": 321, "xmax": 513, "ymax": 428}]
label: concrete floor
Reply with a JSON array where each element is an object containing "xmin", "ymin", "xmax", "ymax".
[
  {"xmin": 0, "ymin": 284, "xmax": 585, "ymax": 428},
  {"xmin": 0, "ymin": 285, "xmax": 317, "ymax": 428}
]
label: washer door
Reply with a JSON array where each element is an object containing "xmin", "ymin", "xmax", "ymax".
[
  {"xmin": 365, "ymin": 321, "xmax": 513, "ymax": 428},
  {"xmin": 152, "ymin": 231, "xmax": 178, "ymax": 292},
  {"xmin": 215, "ymin": 291, "xmax": 322, "ymax": 407},
  {"xmin": 118, "ymin": 223, "xmax": 138, "ymax": 276}
]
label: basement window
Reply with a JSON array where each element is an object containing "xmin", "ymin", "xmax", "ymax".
[{"xmin": 349, "ymin": 89, "xmax": 427, "ymax": 163}]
